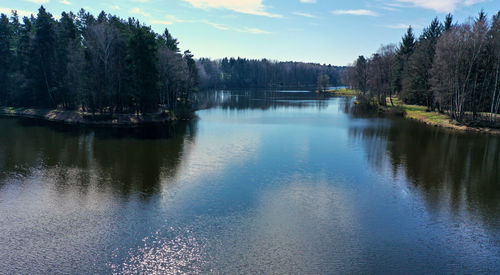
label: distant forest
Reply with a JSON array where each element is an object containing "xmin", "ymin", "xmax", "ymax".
[
  {"xmin": 0, "ymin": 6, "xmax": 347, "ymax": 117},
  {"xmin": 346, "ymin": 10, "xmax": 500, "ymax": 123},
  {"xmin": 0, "ymin": 6, "xmax": 198, "ymax": 114},
  {"xmin": 196, "ymin": 58, "xmax": 345, "ymax": 89}
]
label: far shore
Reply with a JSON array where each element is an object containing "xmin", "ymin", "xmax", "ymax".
[
  {"xmin": 0, "ymin": 107, "xmax": 184, "ymax": 127},
  {"xmin": 319, "ymin": 88, "xmax": 360, "ymax": 97}
]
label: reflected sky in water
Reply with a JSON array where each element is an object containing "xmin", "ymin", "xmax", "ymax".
[{"xmin": 0, "ymin": 90, "xmax": 499, "ymax": 274}]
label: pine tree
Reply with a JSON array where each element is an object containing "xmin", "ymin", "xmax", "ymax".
[
  {"xmin": 163, "ymin": 28, "xmax": 179, "ymax": 52},
  {"xmin": 30, "ymin": 6, "xmax": 57, "ymax": 107},
  {"xmin": 128, "ymin": 23, "xmax": 158, "ymax": 113},
  {"xmin": 55, "ymin": 11, "xmax": 78, "ymax": 108},
  {"xmin": 0, "ymin": 13, "xmax": 12, "ymax": 105},
  {"xmin": 182, "ymin": 50, "xmax": 198, "ymax": 104},
  {"xmin": 444, "ymin": 13, "xmax": 453, "ymax": 31},
  {"xmin": 403, "ymin": 18, "xmax": 443, "ymax": 107},
  {"xmin": 393, "ymin": 26, "xmax": 415, "ymax": 101},
  {"xmin": 422, "ymin": 17, "xmax": 443, "ymax": 42},
  {"xmin": 355, "ymin": 56, "xmax": 367, "ymax": 94},
  {"xmin": 0, "ymin": 6, "xmax": 201, "ymax": 114}
]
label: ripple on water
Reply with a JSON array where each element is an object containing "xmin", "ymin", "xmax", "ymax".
[{"xmin": 110, "ymin": 227, "xmax": 207, "ymax": 274}]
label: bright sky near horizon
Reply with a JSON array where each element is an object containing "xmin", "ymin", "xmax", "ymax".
[{"xmin": 1, "ymin": 0, "xmax": 498, "ymax": 65}]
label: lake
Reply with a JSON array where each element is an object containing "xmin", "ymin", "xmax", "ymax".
[{"xmin": 1, "ymin": 90, "xmax": 499, "ymax": 274}]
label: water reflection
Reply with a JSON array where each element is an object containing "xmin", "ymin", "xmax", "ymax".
[
  {"xmin": 0, "ymin": 119, "xmax": 197, "ymax": 198},
  {"xmin": 194, "ymin": 90, "xmax": 329, "ymax": 110},
  {"xmin": 349, "ymin": 118, "xmax": 500, "ymax": 226},
  {"xmin": 1, "ymin": 90, "xmax": 500, "ymax": 273}
]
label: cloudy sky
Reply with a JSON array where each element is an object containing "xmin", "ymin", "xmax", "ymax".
[{"xmin": 1, "ymin": 0, "xmax": 498, "ymax": 65}]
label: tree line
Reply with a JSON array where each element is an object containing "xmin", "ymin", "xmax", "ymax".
[
  {"xmin": 346, "ymin": 10, "xmax": 500, "ymax": 124},
  {"xmin": 196, "ymin": 57, "xmax": 345, "ymax": 90},
  {"xmin": 0, "ymin": 6, "xmax": 198, "ymax": 114}
]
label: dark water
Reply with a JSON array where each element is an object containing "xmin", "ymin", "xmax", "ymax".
[{"xmin": 1, "ymin": 90, "xmax": 499, "ymax": 274}]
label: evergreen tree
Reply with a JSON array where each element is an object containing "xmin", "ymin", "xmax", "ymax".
[
  {"xmin": 128, "ymin": 23, "xmax": 158, "ymax": 113},
  {"xmin": 97, "ymin": 11, "xmax": 107, "ymax": 23},
  {"xmin": 355, "ymin": 56, "xmax": 367, "ymax": 94},
  {"xmin": 444, "ymin": 13, "xmax": 453, "ymax": 31},
  {"xmin": 403, "ymin": 18, "xmax": 443, "ymax": 107},
  {"xmin": 55, "ymin": 11, "xmax": 78, "ymax": 108},
  {"xmin": 349, "ymin": 11, "xmax": 500, "ymax": 125},
  {"xmin": 163, "ymin": 28, "xmax": 179, "ymax": 52},
  {"xmin": 422, "ymin": 17, "xmax": 443, "ymax": 42},
  {"xmin": 0, "ymin": 6, "xmax": 198, "ymax": 115},
  {"xmin": 394, "ymin": 26, "xmax": 416, "ymax": 101},
  {"xmin": 30, "ymin": 6, "xmax": 57, "ymax": 107},
  {"xmin": 0, "ymin": 13, "xmax": 12, "ymax": 105},
  {"xmin": 9, "ymin": 11, "xmax": 20, "ymax": 37},
  {"xmin": 10, "ymin": 16, "xmax": 33, "ymax": 106}
]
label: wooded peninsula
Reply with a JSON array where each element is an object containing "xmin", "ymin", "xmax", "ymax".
[
  {"xmin": 0, "ymin": 6, "xmax": 199, "ymax": 120},
  {"xmin": 345, "ymin": 11, "xmax": 500, "ymax": 130}
]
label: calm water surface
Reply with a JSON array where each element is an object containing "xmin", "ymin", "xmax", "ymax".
[{"xmin": 1, "ymin": 90, "xmax": 500, "ymax": 274}]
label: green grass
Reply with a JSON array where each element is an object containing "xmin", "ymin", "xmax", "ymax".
[
  {"xmin": 323, "ymin": 88, "xmax": 360, "ymax": 96},
  {"xmin": 385, "ymin": 97, "xmax": 453, "ymax": 127}
]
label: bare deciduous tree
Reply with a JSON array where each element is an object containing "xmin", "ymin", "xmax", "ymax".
[{"xmin": 432, "ymin": 18, "xmax": 488, "ymax": 121}]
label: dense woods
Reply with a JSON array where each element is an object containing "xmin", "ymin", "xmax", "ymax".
[
  {"xmin": 0, "ymin": 6, "xmax": 347, "ymax": 119},
  {"xmin": 196, "ymin": 57, "xmax": 344, "ymax": 89},
  {"xmin": 346, "ymin": 10, "xmax": 500, "ymax": 125},
  {"xmin": 0, "ymin": 6, "xmax": 198, "ymax": 114}
]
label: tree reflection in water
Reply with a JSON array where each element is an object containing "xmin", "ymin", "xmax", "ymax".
[
  {"xmin": 0, "ymin": 118, "xmax": 197, "ymax": 199},
  {"xmin": 348, "ymin": 116, "xmax": 500, "ymax": 229}
]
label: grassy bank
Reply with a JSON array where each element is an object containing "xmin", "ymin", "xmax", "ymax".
[
  {"xmin": 383, "ymin": 98, "xmax": 500, "ymax": 135},
  {"xmin": 321, "ymin": 88, "xmax": 360, "ymax": 96},
  {"xmin": 0, "ymin": 107, "xmax": 182, "ymax": 127}
]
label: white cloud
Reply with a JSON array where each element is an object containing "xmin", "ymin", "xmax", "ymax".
[
  {"xmin": 152, "ymin": 15, "xmax": 190, "ymax": 25},
  {"xmin": 183, "ymin": 0, "xmax": 282, "ymax": 18},
  {"xmin": 384, "ymin": 23, "xmax": 423, "ymax": 29},
  {"xmin": 241, "ymin": 27, "xmax": 271, "ymax": 34},
  {"xmin": 59, "ymin": 0, "xmax": 71, "ymax": 5},
  {"xmin": 380, "ymin": 6, "xmax": 399, "ymax": 11},
  {"xmin": 0, "ymin": 8, "xmax": 35, "ymax": 17},
  {"xmin": 300, "ymin": 0, "xmax": 316, "ymax": 3},
  {"xmin": 130, "ymin": 7, "xmax": 150, "ymax": 17},
  {"xmin": 292, "ymin": 11, "xmax": 317, "ymax": 18},
  {"xmin": 151, "ymin": 15, "xmax": 270, "ymax": 34},
  {"xmin": 201, "ymin": 20, "xmax": 271, "ymax": 34},
  {"xmin": 393, "ymin": 0, "xmax": 485, "ymax": 12},
  {"xmin": 111, "ymin": 5, "xmax": 120, "ymax": 10},
  {"xmin": 23, "ymin": 0, "xmax": 49, "ymax": 4},
  {"xmin": 331, "ymin": 9, "xmax": 379, "ymax": 16},
  {"xmin": 151, "ymin": 20, "xmax": 173, "ymax": 25},
  {"xmin": 385, "ymin": 23, "xmax": 410, "ymax": 29},
  {"xmin": 202, "ymin": 20, "xmax": 231, "ymax": 30}
]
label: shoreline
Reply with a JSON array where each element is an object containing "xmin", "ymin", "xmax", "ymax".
[
  {"xmin": 381, "ymin": 99, "xmax": 500, "ymax": 135},
  {"xmin": 0, "ymin": 107, "xmax": 184, "ymax": 127},
  {"xmin": 320, "ymin": 88, "xmax": 360, "ymax": 97}
]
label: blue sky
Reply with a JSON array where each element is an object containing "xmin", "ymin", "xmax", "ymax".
[{"xmin": 1, "ymin": 0, "xmax": 498, "ymax": 65}]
